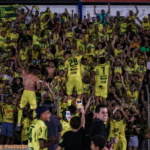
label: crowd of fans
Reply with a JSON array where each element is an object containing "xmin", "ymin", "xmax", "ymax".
[{"xmin": 0, "ymin": 3, "xmax": 149, "ymax": 150}]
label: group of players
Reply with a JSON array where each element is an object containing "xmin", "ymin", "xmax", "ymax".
[{"xmin": 0, "ymin": 3, "xmax": 149, "ymax": 150}]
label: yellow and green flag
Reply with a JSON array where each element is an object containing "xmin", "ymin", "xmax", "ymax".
[{"xmin": 0, "ymin": 4, "xmax": 23, "ymax": 20}]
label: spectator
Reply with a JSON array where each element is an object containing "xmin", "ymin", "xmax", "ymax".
[{"xmin": 57, "ymin": 105, "xmax": 85, "ymax": 150}]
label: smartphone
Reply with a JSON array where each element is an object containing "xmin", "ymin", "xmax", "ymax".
[
  {"xmin": 77, "ymin": 100, "xmax": 82, "ymax": 110},
  {"xmin": 39, "ymin": 80, "xmax": 42, "ymax": 83},
  {"xmin": 65, "ymin": 19, "xmax": 67, "ymax": 22}
]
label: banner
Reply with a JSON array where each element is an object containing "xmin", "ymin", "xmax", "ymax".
[
  {"xmin": 0, "ymin": 4, "xmax": 23, "ymax": 20},
  {"xmin": 82, "ymin": 0, "xmax": 150, "ymax": 2}
]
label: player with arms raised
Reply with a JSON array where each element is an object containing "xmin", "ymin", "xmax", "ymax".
[
  {"xmin": 93, "ymin": 45, "xmax": 111, "ymax": 105},
  {"xmin": 14, "ymin": 46, "xmax": 40, "ymax": 132},
  {"xmin": 64, "ymin": 51, "xmax": 83, "ymax": 107}
]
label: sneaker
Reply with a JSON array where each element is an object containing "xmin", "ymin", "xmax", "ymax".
[{"xmin": 15, "ymin": 124, "xmax": 21, "ymax": 132}]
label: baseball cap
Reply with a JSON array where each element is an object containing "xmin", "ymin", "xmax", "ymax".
[
  {"xmin": 143, "ymin": 16, "xmax": 148, "ymax": 19},
  {"xmin": 36, "ymin": 106, "xmax": 49, "ymax": 118}
]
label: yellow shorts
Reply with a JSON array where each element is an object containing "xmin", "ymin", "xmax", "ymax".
[
  {"xmin": 20, "ymin": 90, "xmax": 37, "ymax": 109},
  {"xmin": 95, "ymin": 84, "xmax": 108, "ymax": 98},
  {"xmin": 114, "ymin": 140, "xmax": 127, "ymax": 150},
  {"xmin": 66, "ymin": 76, "xmax": 83, "ymax": 95}
]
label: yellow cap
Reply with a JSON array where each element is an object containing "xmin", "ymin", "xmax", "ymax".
[{"xmin": 143, "ymin": 16, "xmax": 148, "ymax": 19}]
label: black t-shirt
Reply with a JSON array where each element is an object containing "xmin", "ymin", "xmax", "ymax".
[
  {"xmin": 89, "ymin": 118, "xmax": 107, "ymax": 142},
  {"xmin": 126, "ymin": 120, "xmax": 140, "ymax": 135},
  {"xmin": 59, "ymin": 127, "xmax": 85, "ymax": 150},
  {"xmin": 74, "ymin": 27, "xmax": 82, "ymax": 35},
  {"xmin": 12, "ymin": 83, "xmax": 23, "ymax": 94},
  {"xmin": 19, "ymin": 34, "xmax": 32, "ymax": 44}
]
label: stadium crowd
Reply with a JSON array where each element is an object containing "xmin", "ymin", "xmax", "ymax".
[{"xmin": 0, "ymin": 3, "xmax": 149, "ymax": 150}]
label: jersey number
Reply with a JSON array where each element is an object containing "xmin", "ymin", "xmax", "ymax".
[
  {"xmin": 28, "ymin": 126, "xmax": 35, "ymax": 143},
  {"xmin": 69, "ymin": 58, "xmax": 78, "ymax": 67},
  {"xmin": 101, "ymin": 67, "xmax": 105, "ymax": 75}
]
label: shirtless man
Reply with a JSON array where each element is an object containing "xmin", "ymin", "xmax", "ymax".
[
  {"xmin": 46, "ymin": 60, "xmax": 57, "ymax": 83},
  {"xmin": 14, "ymin": 46, "xmax": 40, "ymax": 132},
  {"xmin": 11, "ymin": 5, "xmax": 30, "ymax": 23},
  {"xmin": 30, "ymin": 5, "xmax": 40, "ymax": 22}
]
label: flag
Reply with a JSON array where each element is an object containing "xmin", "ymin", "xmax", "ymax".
[
  {"xmin": 40, "ymin": 8, "xmax": 53, "ymax": 21},
  {"xmin": 0, "ymin": 4, "xmax": 23, "ymax": 20}
]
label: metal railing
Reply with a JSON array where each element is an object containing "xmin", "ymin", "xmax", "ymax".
[{"xmin": 146, "ymin": 84, "xmax": 150, "ymax": 150}]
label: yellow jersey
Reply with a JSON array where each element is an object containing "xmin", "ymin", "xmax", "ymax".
[
  {"xmin": 28, "ymin": 119, "xmax": 48, "ymax": 150},
  {"xmin": 9, "ymin": 32, "xmax": 19, "ymax": 46},
  {"xmin": 83, "ymin": 83, "xmax": 90, "ymax": 95},
  {"xmin": 2, "ymin": 103, "xmax": 15, "ymax": 123},
  {"xmin": 32, "ymin": 50, "xmax": 39, "ymax": 60},
  {"xmin": 40, "ymin": 22, "xmax": 48, "ymax": 30},
  {"xmin": 60, "ymin": 119, "xmax": 72, "ymax": 136},
  {"xmin": 55, "ymin": 50, "xmax": 65, "ymax": 60},
  {"xmin": 120, "ymin": 22, "xmax": 128, "ymax": 35},
  {"xmin": 134, "ymin": 63, "xmax": 146, "ymax": 74},
  {"xmin": 142, "ymin": 22, "xmax": 149, "ymax": 31},
  {"xmin": 114, "ymin": 66, "xmax": 122, "ymax": 75},
  {"xmin": 65, "ymin": 55, "xmax": 82, "ymax": 77},
  {"xmin": 20, "ymin": 23, "xmax": 26, "ymax": 30},
  {"xmin": 114, "ymin": 48, "xmax": 123, "ymax": 58},
  {"xmin": 32, "ymin": 34, "xmax": 41, "ymax": 46},
  {"xmin": 126, "ymin": 66, "xmax": 134, "ymax": 74},
  {"xmin": 86, "ymin": 43, "xmax": 95, "ymax": 53},
  {"xmin": 95, "ymin": 49, "xmax": 105, "ymax": 58},
  {"xmin": 19, "ymin": 49, "xmax": 28, "ymax": 61},
  {"xmin": 76, "ymin": 39, "xmax": 85, "ymax": 53},
  {"xmin": 111, "ymin": 119, "xmax": 126, "ymax": 142},
  {"xmin": 2, "ymin": 43, "xmax": 13, "ymax": 52},
  {"xmin": 21, "ymin": 118, "xmax": 32, "ymax": 141},
  {"xmin": 58, "ymin": 65, "xmax": 65, "ymax": 73},
  {"xmin": 39, "ymin": 43, "xmax": 49, "ymax": 54},
  {"xmin": 94, "ymin": 21, "xmax": 103, "ymax": 33},
  {"xmin": 93, "ymin": 61, "xmax": 110, "ymax": 85},
  {"xmin": 66, "ymin": 32, "xmax": 73, "ymax": 43},
  {"xmin": 0, "ymin": 35, "xmax": 6, "ymax": 47},
  {"xmin": 126, "ymin": 90, "xmax": 139, "ymax": 104},
  {"xmin": 127, "ymin": 15, "xmax": 136, "ymax": 22}
]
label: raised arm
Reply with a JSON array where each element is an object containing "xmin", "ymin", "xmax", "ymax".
[
  {"xmin": 44, "ymin": 82, "xmax": 57, "ymax": 100},
  {"xmin": 112, "ymin": 35, "xmax": 116, "ymax": 50},
  {"xmin": 119, "ymin": 106, "xmax": 129, "ymax": 120},
  {"xmin": 14, "ymin": 46, "xmax": 26, "ymax": 75},
  {"xmin": 80, "ymin": 105, "xmax": 85, "ymax": 128},
  {"xmin": 132, "ymin": 51, "xmax": 136, "ymax": 64},
  {"xmin": 24, "ymin": 5, "xmax": 30, "ymax": 16},
  {"xmin": 10, "ymin": 6, "xmax": 19, "ymax": 15},
  {"xmin": 30, "ymin": 5, "xmax": 35, "ymax": 17},
  {"xmin": 107, "ymin": 3, "xmax": 110, "ymax": 14},
  {"xmin": 94, "ymin": 5, "xmax": 98, "ymax": 16},
  {"xmin": 85, "ymin": 89, "xmax": 95, "ymax": 113},
  {"xmin": 121, "ymin": 76, "xmax": 128, "ymax": 91},
  {"xmin": 136, "ymin": 17, "xmax": 142, "ymax": 25},
  {"xmin": 36, "ymin": 77, "xmax": 40, "ymax": 90},
  {"xmin": 134, "ymin": 4, "xmax": 139, "ymax": 16}
]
